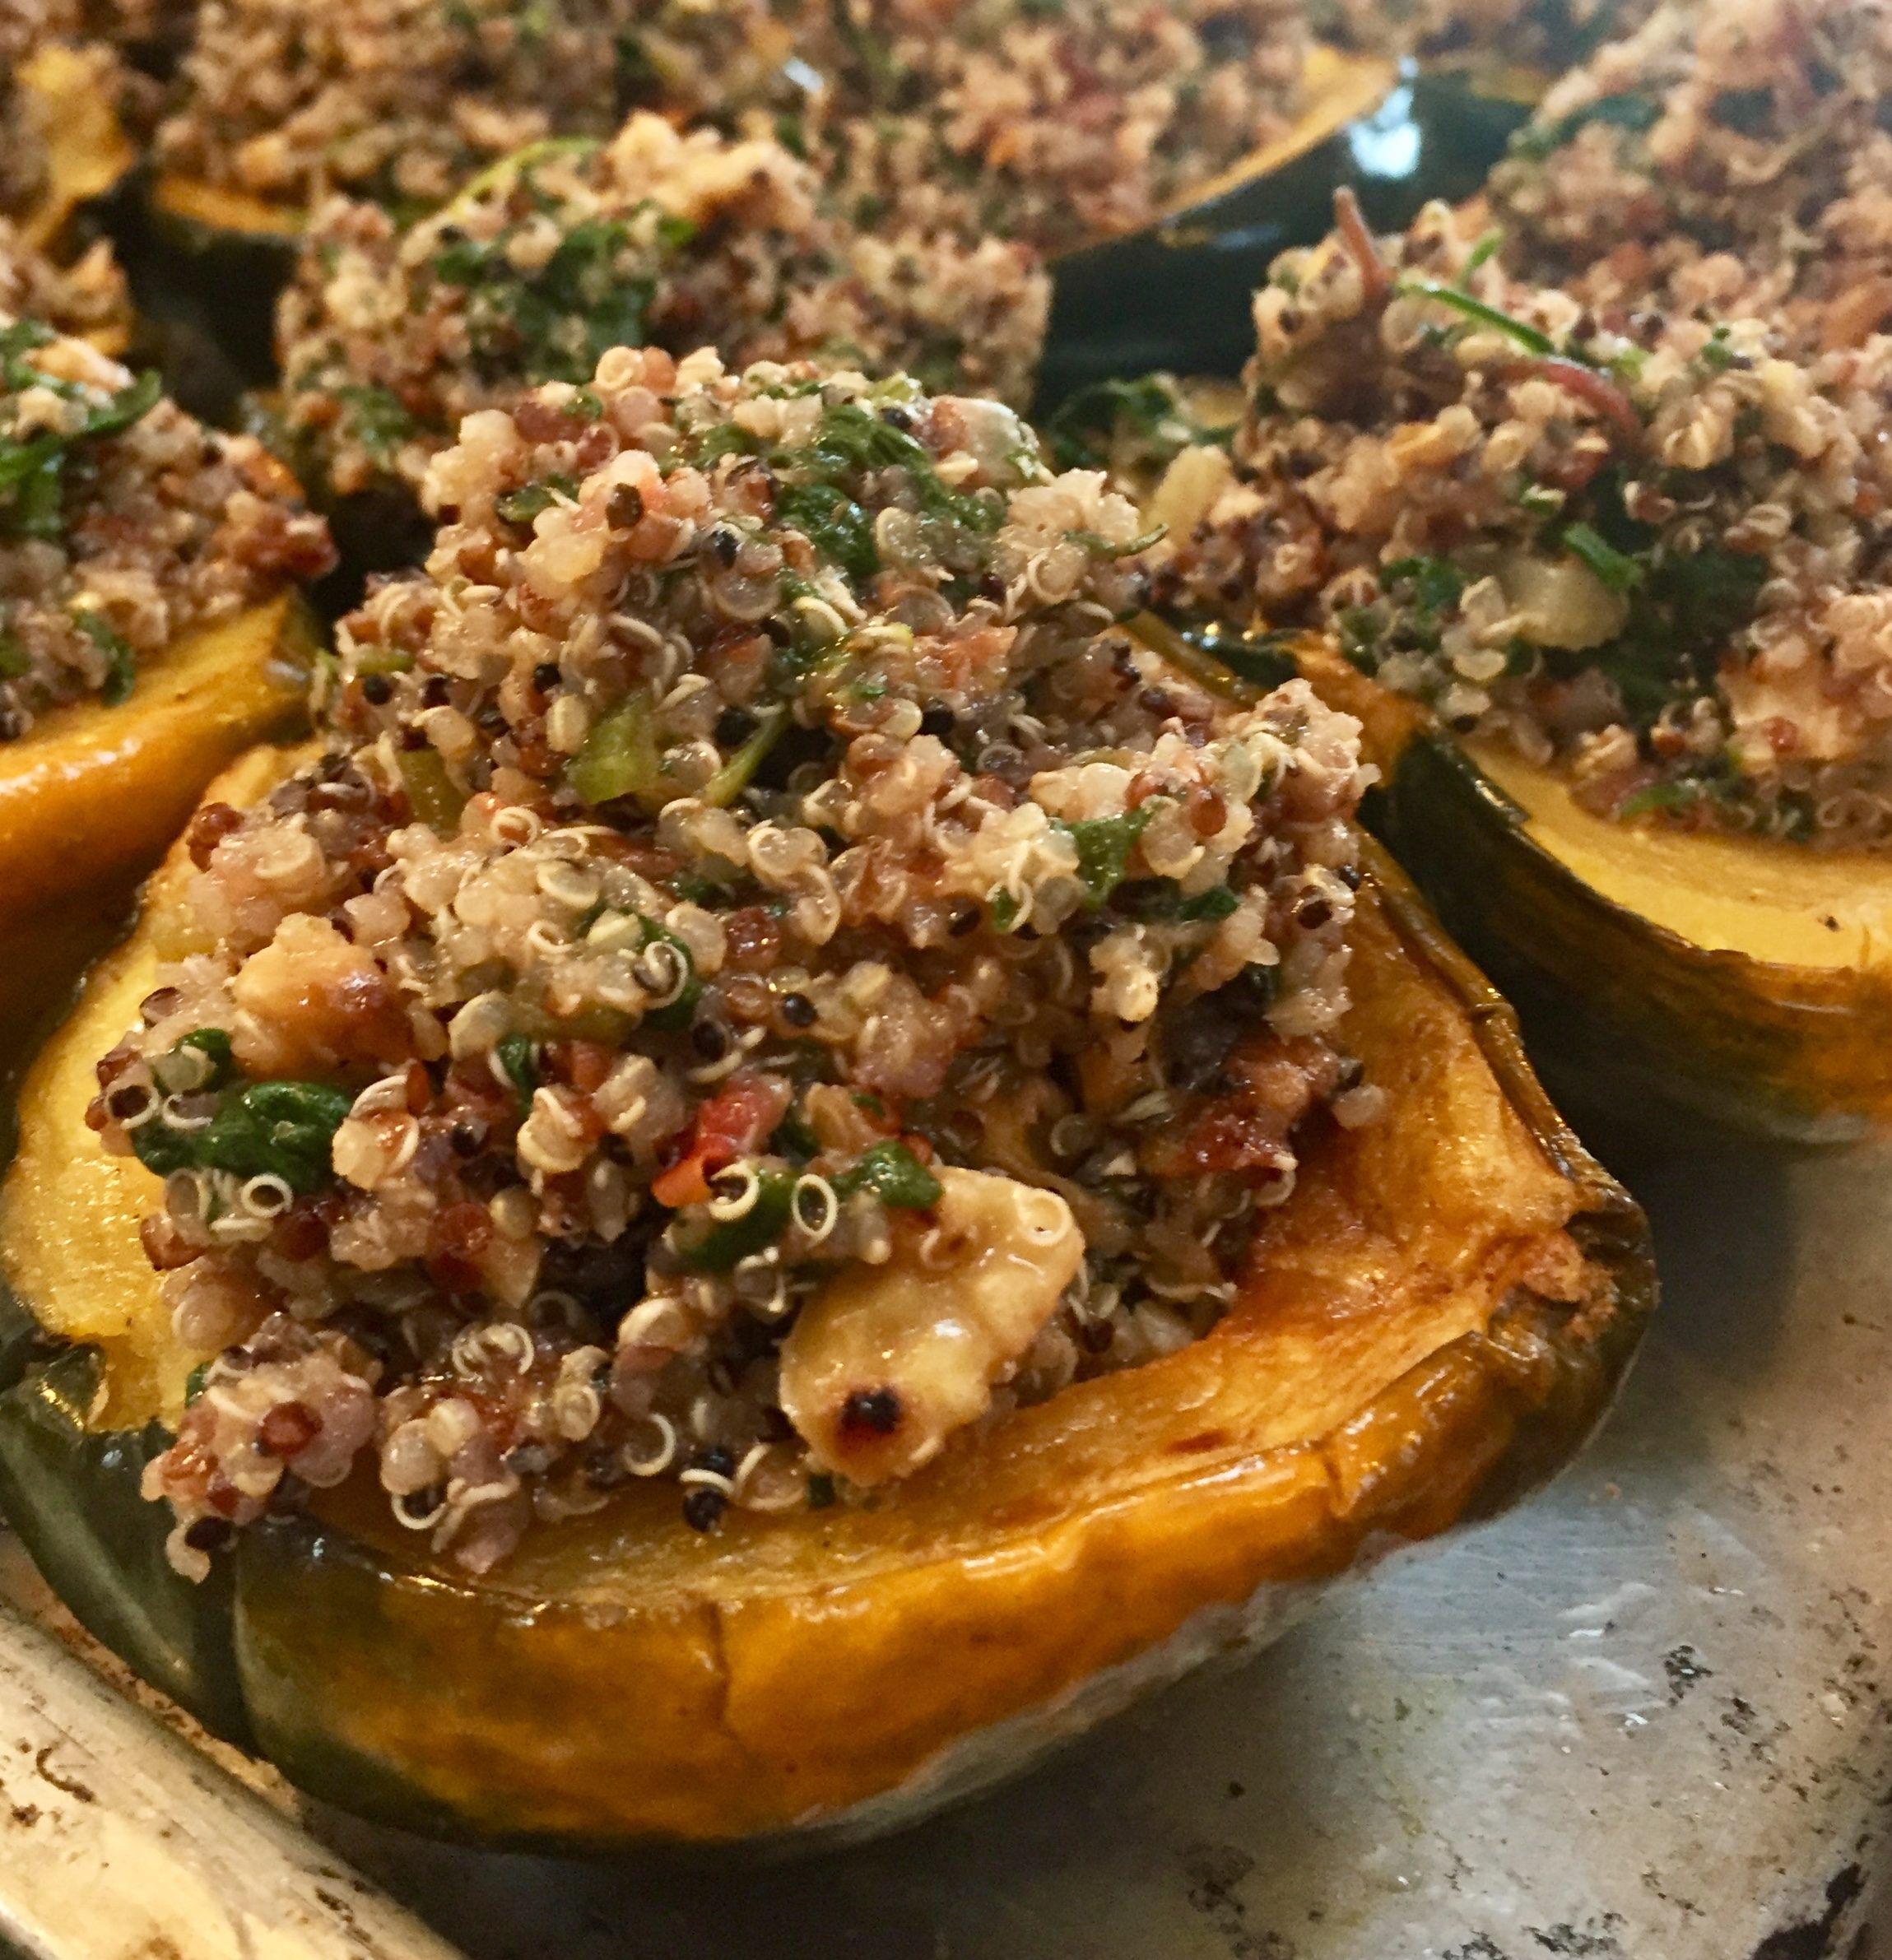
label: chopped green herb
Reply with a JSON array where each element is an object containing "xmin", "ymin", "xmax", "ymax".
[
  {"xmin": 774, "ymin": 480, "xmax": 878, "ymax": 581},
  {"xmin": 334, "ymin": 383, "xmax": 418, "ymax": 465},
  {"xmin": 495, "ymin": 471, "xmax": 578, "ymax": 527},
  {"xmin": 0, "ymin": 355, "xmax": 162, "ymax": 542},
  {"xmin": 677, "ymin": 1167, "xmax": 795, "ymax": 1270},
  {"xmin": 74, "ymin": 611, "xmax": 136, "ymax": 706},
  {"xmin": 1041, "ymin": 374, "xmax": 1232, "ymax": 473},
  {"xmin": 1458, "ymin": 229, "xmax": 1504, "ymax": 287},
  {"xmin": 635, "ymin": 916, "xmax": 700, "ymax": 1030},
  {"xmin": 1383, "ymin": 555, "xmax": 1467, "ymax": 621},
  {"xmin": 1055, "ymin": 806, "xmax": 1154, "ymax": 908},
  {"xmin": 1562, "ymin": 522, "xmax": 1644, "ymax": 593},
  {"xmin": 1393, "ymin": 281, "xmax": 1557, "ymax": 357},
  {"xmin": 1119, "ymin": 880, "xmax": 1242, "ymax": 922},
  {"xmin": 1065, "ymin": 524, "xmax": 1167, "ymax": 558},
  {"xmin": 133, "ymin": 1077, "xmax": 351, "ymax": 1193},
  {"xmin": 1697, "ymin": 327, "xmax": 1739, "ymax": 375},
  {"xmin": 495, "ymin": 1033, "xmax": 538, "ymax": 1112},
  {"xmin": 174, "ymin": 1029, "xmax": 235, "ymax": 1088},
  {"xmin": 834, "ymin": 1140, "xmax": 941, "ymax": 1210},
  {"xmin": 432, "ymin": 213, "xmax": 659, "ymax": 387},
  {"xmin": 1510, "ymin": 90, "xmax": 1659, "ymax": 165}
]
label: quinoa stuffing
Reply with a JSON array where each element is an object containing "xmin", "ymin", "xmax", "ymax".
[
  {"xmin": 1147, "ymin": 194, "xmax": 1892, "ymax": 848},
  {"xmin": 1488, "ymin": 0, "xmax": 1892, "ymax": 354},
  {"xmin": 805, "ymin": 0, "xmax": 1309, "ymax": 257},
  {"xmin": 90, "ymin": 347, "xmax": 1377, "ymax": 1577},
  {"xmin": 147, "ymin": 0, "xmax": 795, "ymax": 211},
  {"xmin": 0, "ymin": 314, "xmax": 332, "ymax": 734},
  {"xmin": 277, "ymin": 112, "xmax": 1048, "ymax": 504},
  {"xmin": 0, "ymin": 221, "xmax": 126, "ymax": 342}
]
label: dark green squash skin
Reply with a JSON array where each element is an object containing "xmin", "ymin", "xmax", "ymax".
[
  {"xmin": 0, "ymin": 1288, "xmax": 252, "ymax": 1744},
  {"xmin": 1368, "ymin": 734, "xmax": 1892, "ymax": 1147},
  {"xmin": 1039, "ymin": 72, "xmax": 1532, "ymax": 401}
]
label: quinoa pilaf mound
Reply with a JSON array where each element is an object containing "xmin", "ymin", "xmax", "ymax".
[
  {"xmin": 277, "ymin": 113, "xmax": 1048, "ymax": 504},
  {"xmin": 0, "ymin": 221, "xmax": 126, "ymax": 343},
  {"xmin": 147, "ymin": 0, "xmax": 793, "ymax": 211},
  {"xmin": 1151, "ymin": 194, "xmax": 1892, "ymax": 848},
  {"xmin": 0, "ymin": 314, "xmax": 332, "ymax": 735},
  {"xmin": 1488, "ymin": 0, "xmax": 1892, "ymax": 351},
  {"xmin": 88, "ymin": 349, "xmax": 1378, "ymax": 1579},
  {"xmin": 805, "ymin": 0, "xmax": 1309, "ymax": 257}
]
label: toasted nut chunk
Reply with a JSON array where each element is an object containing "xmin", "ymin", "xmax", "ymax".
[{"xmin": 779, "ymin": 1168, "xmax": 1082, "ymax": 1484}]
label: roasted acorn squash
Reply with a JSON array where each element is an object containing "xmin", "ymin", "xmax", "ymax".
[
  {"xmin": 0, "ymin": 746, "xmax": 1653, "ymax": 1847},
  {"xmin": 1292, "ymin": 641, "xmax": 1892, "ymax": 1144},
  {"xmin": 0, "ymin": 595, "xmax": 316, "ymax": 920}
]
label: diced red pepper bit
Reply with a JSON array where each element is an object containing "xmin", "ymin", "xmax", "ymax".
[{"xmin": 652, "ymin": 1073, "xmax": 792, "ymax": 1210}]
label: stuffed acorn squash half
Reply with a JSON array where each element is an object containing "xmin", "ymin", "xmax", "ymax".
[
  {"xmin": 1141, "ymin": 142, "xmax": 1892, "ymax": 1141},
  {"xmin": 0, "ymin": 314, "xmax": 332, "ymax": 922},
  {"xmin": 0, "ymin": 354, "xmax": 1650, "ymax": 1848}
]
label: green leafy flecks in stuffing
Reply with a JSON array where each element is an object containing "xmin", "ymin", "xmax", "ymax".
[
  {"xmin": 1042, "ymin": 375, "xmax": 1234, "ymax": 474},
  {"xmin": 130, "ymin": 1078, "xmax": 354, "ymax": 1194},
  {"xmin": 676, "ymin": 1167, "xmax": 796, "ymax": 1271},
  {"xmin": 0, "ymin": 321, "xmax": 164, "ymax": 544},
  {"xmin": 333, "ymin": 384, "xmax": 417, "ymax": 467},
  {"xmin": 73, "ymin": 611, "xmax": 137, "ymax": 706},
  {"xmin": 495, "ymin": 1033, "xmax": 539, "ymax": 1114},
  {"xmin": 1509, "ymin": 91, "xmax": 1661, "ymax": 165},
  {"xmin": 432, "ymin": 209, "xmax": 682, "ymax": 387},
  {"xmin": 495, "ymin": 472, "xmax": 579, "ymax": 527},
  {"xmin": 833, "ymin": 1140, "xmax": 941, "ymax": 1210},
  {"xmin": 1056, "ymin": 806, "xmax": 1155, "ymax": 908}
]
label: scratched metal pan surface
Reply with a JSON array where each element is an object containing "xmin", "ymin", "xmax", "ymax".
[{"xmin": 0, "ymin": 1136, "xmax": 1883, "ymax": 1960}]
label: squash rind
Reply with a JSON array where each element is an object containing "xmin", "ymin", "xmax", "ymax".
[
  {"xmin": 1283, "ymin": 640, "xmax": 1892, "ymax": 1144},
  {"xmin": 1377, "ymin": 727, "xmax": 1892, "ymax": 1145}
]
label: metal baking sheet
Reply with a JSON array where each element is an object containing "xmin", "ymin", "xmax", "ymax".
[{"xmin": 1, "ymin": 1131, "xmax": 1885, "ymax": 1958}]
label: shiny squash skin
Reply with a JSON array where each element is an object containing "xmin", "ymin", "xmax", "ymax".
[
  {"xmin": 1296, "ymin": 643, "xmax": 1892, "ymax": 1145},
  {"xmin": 0, "ymin": 750, "xmax": 1654, "ymax": 1850}
]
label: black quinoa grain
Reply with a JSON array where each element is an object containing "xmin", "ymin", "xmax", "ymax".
[
  {"xmin": 840, "ymin": 1386, "xmax": 902, "ymax": 1436},
  {"xmin": 682, "ymin": 1486, "xmax": 727, "ymax": 1531}
]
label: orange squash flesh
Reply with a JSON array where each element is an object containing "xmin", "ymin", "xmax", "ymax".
[
  {"xmin": 0, "ymin": 748, "xmax": 1652, "ymax": 1848},
  {"xmin": 14, "ymin": 44, "xmax": 137, "ymax": 258},
  {"xmin": 1295, "ymin": 640, "xmax": 1892, "ymax": 1143},
  {"xmin": 0, "ymin": 596, "xmax": 315, "ymax": 922}
]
